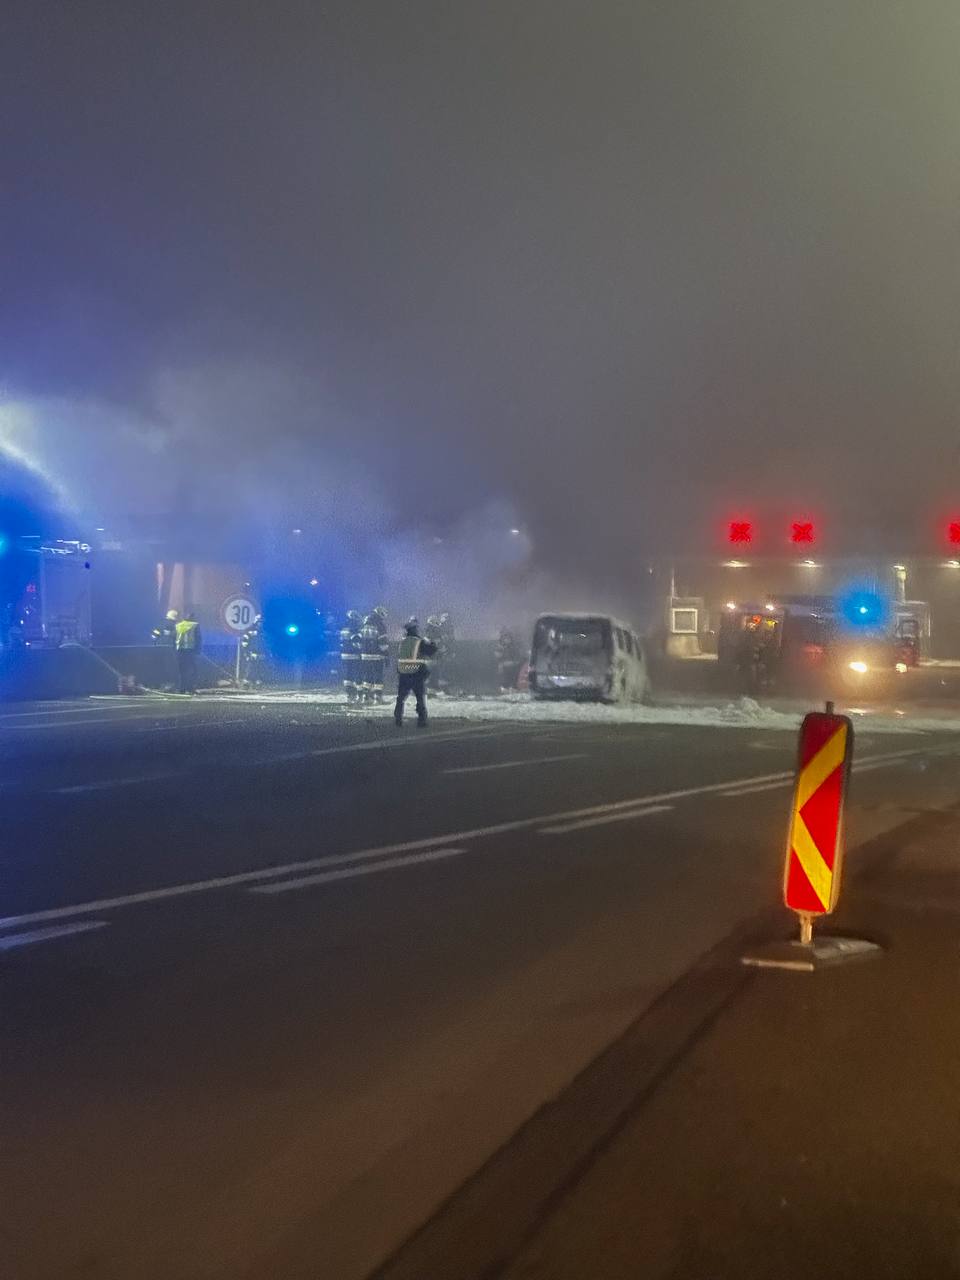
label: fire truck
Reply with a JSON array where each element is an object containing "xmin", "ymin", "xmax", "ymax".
[
  {"xmin": 2, "ymin": 538, "xmax": 92, "ymax": 651},
  {"xmin": 718, "ymin": 594, "xmax": 927, "ymax": 694}
]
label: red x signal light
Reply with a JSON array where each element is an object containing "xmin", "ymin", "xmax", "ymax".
[
  {"xmin": 728, "ymin": 521, "xmax": 753, "ymax": 544},
  {"xmin": 791, "ymin": 521, "xmax": 815, "ymax": 544}
]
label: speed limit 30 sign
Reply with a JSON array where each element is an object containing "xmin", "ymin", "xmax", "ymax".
[{"xmin": 221, "ymin": 595, "xmax": 258, "ymax": 633}]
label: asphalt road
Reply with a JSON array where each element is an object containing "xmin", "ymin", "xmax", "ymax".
[{"xmin": 2, "ymin": 694, "xmax": 959, "ymax": 1280}]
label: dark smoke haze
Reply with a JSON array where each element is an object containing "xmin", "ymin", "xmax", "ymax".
[{"xmin": 2, "ymin": 2, "xmax": 959, "ymax": 629}]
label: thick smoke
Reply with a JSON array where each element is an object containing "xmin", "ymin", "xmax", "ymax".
[{"xmin": 1, "ymin": 369, "xmax": 640, "ymax": 637}]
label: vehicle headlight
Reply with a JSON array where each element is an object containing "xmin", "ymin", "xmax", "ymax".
[
  {"xmin": 895, "ymin": 662, "xmax": 908, "ymax": 674},
  {"xmin": 848, "ymin": 660, "xmax": 869, "ymax": 674}
]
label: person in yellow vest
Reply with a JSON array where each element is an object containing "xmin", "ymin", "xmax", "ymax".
[
  {"xmin": 175, "ymin": 612, "xmax": 203, "ymax": 694},
  {"xmin": 394, "ymin": 618, "xmax": 438, "ymax": 727}
]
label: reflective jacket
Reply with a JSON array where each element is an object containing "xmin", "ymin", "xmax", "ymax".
[
  {"xmin": 175, "ymin": 620, "xmax": 202, "ymax": 652},
  {"xmin": 359, "ymin": 622, "xmax": 386, "ymax": 660},
  {"xmin": 339, "ymin": 627, "xmax": 361, "ymax": 660},
  {"xmin": 397, "ymin": 634, "xmax": 437, "ymax": 674}
]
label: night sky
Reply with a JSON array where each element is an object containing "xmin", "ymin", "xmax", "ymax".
[{"xmin": 3, "ymin": 2, "xmax": 959, "ymax": 592}]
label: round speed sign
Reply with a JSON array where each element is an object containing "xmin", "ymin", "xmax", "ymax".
[{"xmin": 221, "ymin": 595, "xmax": 258, "ymax": 634}]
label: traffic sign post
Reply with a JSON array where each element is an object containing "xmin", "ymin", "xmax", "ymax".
[
  {"xmin": 743, "ymin": 704, "xmax": 882, "ymax": 972},
  {"xmin": 221, "ymin": 595, "xmax": 258, "ymax": 687},
  {"xmin": 221, "ymin": 596, "xmax": 257, "ymax": 634}
]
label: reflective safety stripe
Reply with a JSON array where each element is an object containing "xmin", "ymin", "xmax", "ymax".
[
  {"xmin": 795, "ymin": 725, "xmax": 847, "ymax": 811},
  {"xmin": 397, "ymin": 636, "xmax": 424, "ymax": 673},
  {"xmin": 789, "ymin": 811, "xmax": 834, "ymax": 910},
  {"xmin": 785, "ymin": 719, "xmax": 850, "ymax": 914}
]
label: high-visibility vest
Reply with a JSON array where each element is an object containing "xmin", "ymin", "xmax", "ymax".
[
  {"xmin": 397, "ymin": 635, "xmax": 426, "ymax": 674},
  {"xmin": 175, "ymin": 620, "xmax": 200, "ymax": 651}
]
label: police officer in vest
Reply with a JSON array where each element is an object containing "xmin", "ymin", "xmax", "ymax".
[
  {"xmin": 175, "ymin": 612, "xmax": 203, "ymax": 694},
  {"xmin": 394, "ymin": 618, "xmax": 438, "ymax": 728}
]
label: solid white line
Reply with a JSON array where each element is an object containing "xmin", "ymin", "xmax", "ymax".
[
  {"xmin": 720, "ymin": 747, "xmax": 954, "ymax": 797},
  {"xmin": 0, "ymin": 705, "xmax": 160, "ymax": 721},
  {"xmin": 54, "ymin": 773, "xmax": 183, "ymax": 794},
  {"xmin": 539, "ymin": 804, "xmax": 674, "ymax": 835},
  {"xmin": 443, "ymin": 753, "xmax": 589, "ymax": 776},
  {"xmin": 0, "ymin": 921, "xmax": 108, "ymax": 951},
  {"xmin": 723, "ymin": 779, "xmax": 792, "ymax": 797},
  {"xmin": 7, "ymin": 715, "xmax": 187, "ymax": 732},
  {"xmin": 0, "ymin": 748, "xmax": 946, "ymax": 931},
  {"xmin": 250, "ymin": 848, "xmax": 467, "ymax": 894}
]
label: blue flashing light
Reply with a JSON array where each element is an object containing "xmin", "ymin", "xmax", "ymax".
[
  {"xmin": 838, "ymin": 589, "xmax": 889, "ymax": 631},
  {"xmin": 285, "ymin": 623, "xmax": 300, "ymax": 637}
]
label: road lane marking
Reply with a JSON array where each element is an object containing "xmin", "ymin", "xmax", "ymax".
[
  {"xmin": 133, "ymin": 718, "xmax": 248, "ymax": 733},
  {"xmin": 723, "ymin": 779, "xmax": 792, "ymax": 797},
  {"xmin": 43, "ymin": 726, "xmax": 549, "ymax": 790},
  {"xmin": 539, "ymin": 804, "xmax": 674, "ymax": 835},
  {"xmin": 7, "ymin": 715, "xmax": 190, "ymax": 732},
  {"xmin": 1, "ymin": 747, "xmax": 949, "ymax": 930},
  {"xmin": 443, "ymin": 753, "xmax": 589, "ymax": 776},
  {"xmin": 720, "ymin": 747, "xmax": 946, "ymax": 797},
  {"xmin": 250, "ymin": 848, "xmax": 467, "ymax": 894},
  {"xmin": 0, "ymin": 702, "xmax": 184, "ymax": 721},
  {"xmin": 55, "ymin": 773, "xmax": 184, "ymax": 794},
  {"xmin": 0, "ymin": 921, "xmax": 108, "ymax": 951}
]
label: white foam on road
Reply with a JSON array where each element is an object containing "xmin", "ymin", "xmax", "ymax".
[
  {"xmin": 41, "ymin": 689, "xmax": 960, "ymax": 735},
  {"xmin": 185, "ymin": 690, "xmax": 960, "ymax": 735}
]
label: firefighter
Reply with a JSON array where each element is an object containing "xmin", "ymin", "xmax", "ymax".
[
  {"xmin": 174, "ymin": 612, "xmax": 202, "ymax": 694},
  {"xmin": 437, "ymin": 611, "xmax": 456, "ymax": 691},
  {"xmin": 152, "ymin": 609, "xmax": 179, "ymax": 646},
  {"xmin": 394, "ymin": 618, "xmax": 438, "ymax": 728},
  {"xmin": 240, "ymin": 619, "xmax": 262, "ymax": 686},
  {"xmin": 424, "ymin": 614, "xmax": 447, "ymax": 693},
  {"xmin": 339, "ymin": 610, "xmax": 363, "ymax": 704},
  {"xmin": 369, "ymin": 605, "xmax": 388, "ymax": 641},
  {"xmin": 495, "ymin": 626, "xmax": 523, "ymax": 692},
  {"xmin": 359, "ymin": 609, "xmax": 390, "ymax": 704}
]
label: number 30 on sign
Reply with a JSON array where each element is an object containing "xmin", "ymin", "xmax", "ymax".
[{"xmin": 221, "ymin": 596, "xmax": 257, "ymax": 633}]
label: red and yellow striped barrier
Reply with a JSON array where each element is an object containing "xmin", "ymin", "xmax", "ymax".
[{"xmin": 784, "ymin": 711, "xmax": 853, "ymax": 926}]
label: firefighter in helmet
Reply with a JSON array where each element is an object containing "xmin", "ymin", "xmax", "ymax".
[
  {"xmin": 359, "ymin": 608, "xmax": 390, "ymax": 703},
  {"xmin": 495, "ymin": 626, "xmax": 523, "ymax": 693},
  {"xmin": 152, "ymin": 609, "xmax": 179, "ymax": 646},
  {"xmin": 339, "ymin": 610, "xmax": 364, "ymax": 704}
]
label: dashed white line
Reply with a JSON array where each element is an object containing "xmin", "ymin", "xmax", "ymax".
[
  {"xmin": 443, "ymin": 753, "xmax": 589, "ymax": 776},
  {"xmin": 250, "ymin": 848, "xmax": 467, "ymax": 895},
  {"xmin": 0, "ymin": 746, "xmax": 948, "ymax": 931},
  {"xmin": 0, "ymin": 921, "xmax": 108, "ymax": 951},
  {"xmin": 133, "ymin": 718, "xmax": 248, "ymax": 733},
  {"xmin": 46, "ymin": 725, "xmax": 551, "ymax": 790},
  {"xmin": 539, "ymin": 804, "xmax": 674, "ymax": 835}
]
